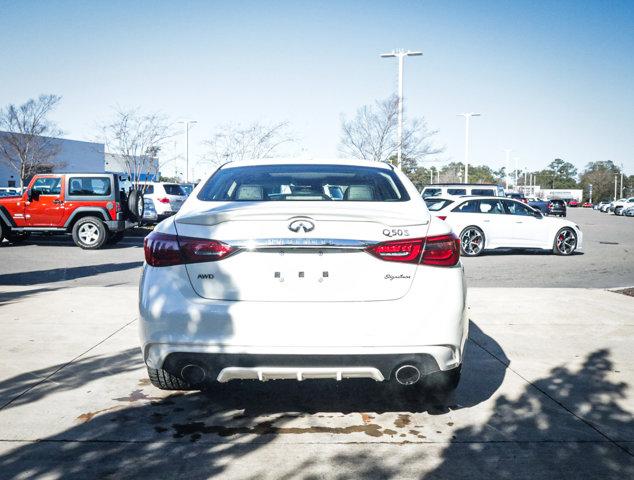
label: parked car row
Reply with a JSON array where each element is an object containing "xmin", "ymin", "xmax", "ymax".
[{"xmin": 595, "ymin": 197, "xmax": 634, "ymax": 216}]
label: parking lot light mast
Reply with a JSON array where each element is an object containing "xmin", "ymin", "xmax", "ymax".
[
  {"xmin": 614, "ymin": 174, "xmax": 618, "ymax": 201},
  {"xmin": 503, "ymin": 149, "xmax": 512, "ymax": 190},
  {"xmin": 457, "ymin": 113, "xmax": 481, "ymax": 183},
  {"xmin": 380, "ymin": 49, "xmax": 422, "ymax": 170},
  {"xmin": 178, "ymin": 120, "xmax": 198, "ymax": 183}
]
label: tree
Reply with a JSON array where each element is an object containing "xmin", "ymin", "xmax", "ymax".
[
  {"xmin": 203, "ymin": 121, "xmax": 296, "ymax": 165},
  {"xmin": 339, "ymin": 95, "xmax": 441, "ymax": 164},
  {"xmin": 0, "ymin": 94, "xmax": 64, "ymax": 187},
  {"xmin": 99, "ymin": 108, "xmax": 175, "ymax": 188},
  {"xmin": 579, "ymin": 160, "xmax": 621, "ymax": 202},
  {"xmin": 536, "ymin": 158, "xmax": 579, "ymax": 189},
  {"xmin": 388, "ymin": 154, "xmax": 430, "ymax": 191}
]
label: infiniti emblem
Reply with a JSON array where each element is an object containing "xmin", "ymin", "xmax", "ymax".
[{"xmin": 288, "ymin": 218, "xmax": 315, "ymax": 233}]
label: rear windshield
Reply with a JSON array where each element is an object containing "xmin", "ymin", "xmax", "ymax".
[
  {"xmin": 164, "ymin": 184, "xmax": 187, "ymax": 196},
  {"xmin": 198, "ymin": 164, "xmax": 410, "ymax": 202},
  {"xmin": 425, "ymin": 198, "xmax": 454, "ymax": 211}
]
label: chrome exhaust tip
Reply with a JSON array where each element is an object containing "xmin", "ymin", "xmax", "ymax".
[
  {"xmin": 181, "ymin": 364, "xmax": 206, "ymax": 384},
  {"xmin": 395, "ymin": 364, "xmax": 421, "ymax": 386}
]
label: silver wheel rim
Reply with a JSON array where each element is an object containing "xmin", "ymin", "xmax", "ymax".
[
  {"xmin": 461, "ymin": 228, "xmax": 483, "ymax": 255},
  {"xmin": 78, "ymin": 223, "xmax": 100, "ymax": 245},
  {"xmin": 556, "ymin": 229, "xmax": 576, "ymax": 254}
]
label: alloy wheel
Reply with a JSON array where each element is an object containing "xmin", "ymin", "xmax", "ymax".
[
  {"xmin": 556, "ymin": 229, "xmax": 576, "ymax": 255},
  {"xmin": 461, "ymin": 228, "xmax": 484, "ymax": 256},
  {"xmin": 78, "ymin": 223, "xmax": 100, "ymax": 246}
]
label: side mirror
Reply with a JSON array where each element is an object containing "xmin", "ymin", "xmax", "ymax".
[{"xmin": 27, "ymin": 189, "xmax": 33, "ymax": 202}]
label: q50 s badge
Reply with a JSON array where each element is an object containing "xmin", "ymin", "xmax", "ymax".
[{"xmin": 382, "ymin": 228, "xmax": 410, "ymax": 238}]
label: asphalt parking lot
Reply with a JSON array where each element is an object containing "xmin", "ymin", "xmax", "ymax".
[
  {"xmin": 1, "ymin": 208, "xmax": 633, "ymax": 288},
  {"xmin": 0, "ymin": 207, "xmax": 633, "ymax": 479}
]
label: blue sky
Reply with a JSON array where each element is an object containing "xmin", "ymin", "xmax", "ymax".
[{"xmin": 1, "ymin": 0, "xmax": 632, "ymax": 178}]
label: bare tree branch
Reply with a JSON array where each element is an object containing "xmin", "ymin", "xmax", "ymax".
[
  {"xmin": 98, "ymin": 107, "xmax": 175, "ymax": 189},
  {"xmin": 0, "ymin": 94, "xmax": 64, "ymax": 187},
  {"xmin": 338, "ymin": 95, "xmax": 442, "ymax": 165},
  {"xmin": 202, "ymin": 121, "xmax": 296, "ymax": 166}
]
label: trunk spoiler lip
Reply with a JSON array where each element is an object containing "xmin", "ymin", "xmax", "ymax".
[{"xmin": 176, "ymin": 205, "xmax": 430, "ymax": 227}]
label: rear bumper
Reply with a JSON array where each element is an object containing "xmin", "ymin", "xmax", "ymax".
[
  {"xmin": 138, "ymin": 262, "xmax": 468, "ymax": 381},
  {"xmin": 162, "ymin": 352, "xmax": 444, "ymax": 384},
  {"xmin": 105, "ymin": 220, "xmax": 139, "ymax": 232}
]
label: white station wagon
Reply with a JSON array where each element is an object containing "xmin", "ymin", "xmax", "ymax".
[
  {"xmin": 139, "ymin": 159, "xmax": 467, "ymax": 394},
  {"xmin": 427, "ymin": 196, "xmax": 583, "ymax": 256}
]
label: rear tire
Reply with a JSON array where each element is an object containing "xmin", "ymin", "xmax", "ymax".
[
  {"xmin": 459, "ymin": 226, "xmax": 485, "ymax": 257},
  {"xmin": 0, "ymin": 222, "xmax": 7, "ymax": 244},
  {"xmin": 107, "ymin": 231, "xmax": 125, "ymax": 245},
  {"xmin": 553, "ymin": 227, "xmax": 577, "ymax": 255},
  {"xmin": 147, "ymin": 367, "xmax": 193, "ymax": 391},
  {"xmin": 423, "ymin": 366, "xmax": 462, "ymax": 393},
  {"xmin": 72, "ymin": 216, "xmax": 108, "ymax": 249},
  {"xmin": 615, "ymin": 206, "xmax": 623, "ymax": 216}
]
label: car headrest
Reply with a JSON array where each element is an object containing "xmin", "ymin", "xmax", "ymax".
[
  {"xmin": 235, "ymin": 185, "xmax": 264, "ymax": 201},
  {"xmin": 344, "ymin": 185, "xmax": 374, "ymax": 201},
  {"xmin": 70, "ymin": 179, "xmax": 82, "ymax": 192},
  {"xmin": 479, "ymin": 203, "xmax": 492, "ymax": 213}
]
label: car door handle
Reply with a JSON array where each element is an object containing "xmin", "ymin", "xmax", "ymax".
[
  {"xmin": 53, "ymin": 199, "xmax": 64, "ymax": 204},
  {"xmin": 515, "ymin": 221, "xmax": 523, "ymax": 224},
  {"xmin": 483, "ymin": 219, "xmax": 490, "ymax": 222}
]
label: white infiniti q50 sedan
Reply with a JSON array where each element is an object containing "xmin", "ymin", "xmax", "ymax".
[
  {"xmin": 139, "ymin": 159, "xmax": 467, "ymax": 394},
  {"xmin": 427, "ymin": 196, "xmax": 583, "ymax": 256}
]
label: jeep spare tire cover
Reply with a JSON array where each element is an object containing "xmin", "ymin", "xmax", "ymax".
[{"xmin": 127, "ymin": 189, "xmax": 144, "ymax": 221}]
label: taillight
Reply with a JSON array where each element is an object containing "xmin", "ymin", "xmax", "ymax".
[
  {"xmin": 437, "ymin": 215, "xmax": 447, "ymax": 221},
  {"xmin": 367, "ymin": 238, "xmax": 423, "ymax": 263},
  {"xmin": 422, "ymin": 234, "xmax": 461, "ymax": 266},
  {"xmin": 115, "ymin": 202, "xmax": 122, "ymax": 212},
  {"xmin": 366, "ymin": 234, "xmax": 460, "ymax": 267},
  {"xmin": 144, "ymin": 232, "xmax": 234, "ymax": 267},
  {"xmin": 157, "ymin": 197, "xmax": 170, "ymax": 204}
]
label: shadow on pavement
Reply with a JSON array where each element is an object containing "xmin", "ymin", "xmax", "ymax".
[
  {"xmin": 0, "ymin": 286, "xmax": 66, "ymax": 306},
  {"xmin": 0, "ymin": 261, "xmax": 143, "ymax": 286},
  {"xmin": 0, "ymin": 328, "xmax": 631, "ymax": 478},
  {"xmin": 0, "ymin": 348, "xmax": 141, "ymax": 411}
]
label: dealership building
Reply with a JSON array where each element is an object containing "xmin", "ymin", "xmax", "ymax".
[
  {"xmin": 518, "ymin": 185, "xmax": 583, "ymax": 201},
  {"xmin": 0, "ymin": 132, "xmax": 159, "ymax": 187}
]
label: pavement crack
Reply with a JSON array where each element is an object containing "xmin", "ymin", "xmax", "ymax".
[{"xmin": 0, "ymin": 318, "xmax": 138, "ymax": 412}]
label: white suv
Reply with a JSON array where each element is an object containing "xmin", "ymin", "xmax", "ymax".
[
  {"xmin": 421, "ymin": 183, "xmax": 505, "ymax": 199},
  {"xmin": 141, "ymin": 182, "xmax": 188, "ymax": 220},
  {"xmin": 139, "ymin": 159, "xmax": 467, "ymax": 394}
]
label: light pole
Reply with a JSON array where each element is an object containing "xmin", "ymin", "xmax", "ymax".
[
  {"xmin": 457, "ymin": 113, "xmax": 481, "ymax": 183},
  {"xmin": 503, "ymin": 149, "xmax": 512, "ymax": 190},
  {"xmin": 178, "ymin": 120, "xmax": 198, "ymax": 183},
  {"xmin": 380, "ymin": 49, "xmax": 422, "ymax": 170},
  {"xmin": 620, "ymin": 164, "xmax": 624, "ymax": 198}
]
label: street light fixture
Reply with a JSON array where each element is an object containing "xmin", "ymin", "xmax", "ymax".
[
  {"xmin": 457, "ymin": 113, "xmax": 481, "ymax": 183},
  {"xmin": 177, "ymin": 120, "xmax": 198, "ymax": 183},
  {"xmin": 380, "ymin": 50, "xmax": 422, "ymax": 170}
]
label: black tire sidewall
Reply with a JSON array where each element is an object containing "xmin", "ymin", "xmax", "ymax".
[
  {"xmin": 459, "ymin": 226, "xmax": 485, "ymax": 257},
  {"xmin": 553, "ymin": 227, "xmax": 577, "ymax": 256},
  {"xmin": 72, "ymin": 217, "xmax": 108, "ymax": 249},
  {"xmin": 127, "ymin": 190, "xmax": 144, "ymax": 222}
]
